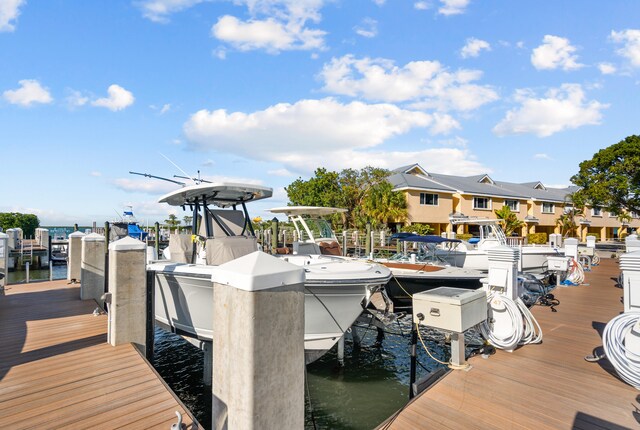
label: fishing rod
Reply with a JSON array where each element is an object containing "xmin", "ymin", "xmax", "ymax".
[{"xmin": 129, "ymin": 171, "xmax": 186, "ymax": 186}]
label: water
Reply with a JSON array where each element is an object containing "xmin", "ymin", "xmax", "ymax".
[
  {"xmin": 152, "ymin": 316, "xmax": 484, "ymax": 430},
  {"xmin": 7, "ymin": 264, "xmax": 67, "ymax": 283}
]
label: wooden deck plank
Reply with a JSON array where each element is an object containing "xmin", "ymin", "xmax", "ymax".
[
  {"xmin": 382, "ymin": 258, "xmax": 640, "ymax": 429},
  {"xmin": 0, "ymin": 280, "xmax": 201, "ymax": 430}
]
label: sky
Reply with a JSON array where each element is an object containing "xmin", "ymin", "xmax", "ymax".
[{"xmin": 1, "ymin": 0, "xmax": 639, "ymax": 227}]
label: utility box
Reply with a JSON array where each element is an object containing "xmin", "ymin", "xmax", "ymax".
[
  {"xmin": 549, "ymin": 233, "xmax": 563, "ymax": 248},
  {"xmin": 620, "ymin": 251, "xmax": 640, "ymax": 312},
  {"xmin": 578, "ymin": 246, "xmax": 595, "ymax": 257},
  {"xmin": 547, "ymin": 256, "xmax": 571, "ymax": 271},
  {"xmin": 412, "ymin": 287, "xmax": 487, "ymax": 332}
]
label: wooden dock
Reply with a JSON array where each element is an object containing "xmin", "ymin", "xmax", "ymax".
[
  {"xmin": 381, "ymin": 258, "xmax": 640, "ymax": 430},
  {"xmin": 0, "ymin": 280, "xmax": 201, "ymax": 429}
]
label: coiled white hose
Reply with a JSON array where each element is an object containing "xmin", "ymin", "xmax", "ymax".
[
  {"xmin": 603, "ymin": 312, "xmax": 640, "ymax": 390},
  {"xmin": 478, "ymin": 292, "xmax": 543, "ymax": 350}
]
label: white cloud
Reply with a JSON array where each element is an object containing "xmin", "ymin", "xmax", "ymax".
[
  {"xmin": 137, "ymin": 0, "xmax": 204, "ymax": 23},
  {"xmin": 202, "ymin": 159, "xmax": 215, "ymax": 167},
  {"xmin": 438, "ymin": 0, "xmax": 469, "ymax": 16},
  {"xmin": 493, "ymin": 84, "xmax": 608, "ymax": 137},
  {"xmin": 3, "ymin": 79, "xmax": 53, "ymax": 107},
  {"xmin": 372, "ymin": 0, "xmax": 386, "ymax": 5},
  {"xmin": 533, "ymin": 153, "xmax": 551, "ymax": 160},
  {"xmin": 267, "ymin": 168, "xmax": 293, "ymax": 176},
  {"xmin": 211, "ymin": 1, "xmax": 327, "ymax": 53},
  {"xmin": 460, "ymin": 38, "xmax": 490, "ymax": 58},
  {"xmin": 531, "ymin": 35, "xmax": 583, "ymax": 71},
  {"xmin": 598, "ymin": 62, "xmax": 617, "ymax": 75},
  {"xmin": 183, "ymin": 98, "xmax": 460, "ymax": 172},
  {"xmin": 92, "ymin": 84, "xmax": 135, "ymax": 111},
  {"xmin": 319, "ymin": 55, "xmax": 498, "ymax": 112},
  {"xmin": 213, "ymin": 46, "xmax": 227, "ymax": 59},
  {"xmin": 0, "ymin": 0, "xmax": 25, "ymax": 32},
  {"xmin": 354, "ymin": 17, "xmax": 377, "ymax": 38},
  {"xmin": 66, "ymin": 89, "xmax": 89, "ymax": 108},
  {"xmin": 160, "ymin": 103, "xmax": 171, "ymax": 114},
  {"xmin": 90, "ymin": 171, "xmax": 102, "ymax": 177},
  {"xmin": 414, "ymin": 1, "xmax": 431, "ymax": 10},
  {"xmin": 610, "ymin": 29, "xmax": 640, "ymax": 67}
]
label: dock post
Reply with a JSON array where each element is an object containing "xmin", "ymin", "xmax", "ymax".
[
  {"xmin": 342, "ymin": 230, "xmax": 347, "ymax": 256},
  {"xmin": 270, "ymin": 217, "xmax": 279, "ymax": 252},
  {"xmin": 145, "ymin": 270, "xmax": 155, "ymax": 362},
  {"xmin": 0, "ymin": 231, "xmax": 7, "ymax": 289},
  {"xmin": 25, "ymin": 261, "xmax": 29, "ymax": 283},
  {"xmin": 365, "ymin": 222, "xmax": 372, "ymax": 257},
  {"xmin": 409, "ymin": 323, "xmax": 418, "ymax": 399},
  {"xmin": 212, "ymin": 252, "xmax": 305, "ymax": 430},
  {"xmin": 67, "ymin": 231, "xmax": 86, "ymax": 283},
  {"xmin": 81, "ymin": 233, "xmax": 106, "ymax": 307},
  {"xmin": 154, "ymin": 222, "xmax": 160, "ymax": 259},
  {"xmin": 107, "ymin": 236, "xmax": 147, "ymax": 350},
  {"xmin": 337, "ymin": 336, "xmax": 345, "ymax": 366}
]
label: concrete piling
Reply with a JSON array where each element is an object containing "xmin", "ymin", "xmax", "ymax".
[
  {"xmin": 67, "ymin": 231, "xmax": 86, "ymax": 282},
  {"xmin": 0, "ymin": 232, "xmax": 7, "ymax": 289},
  {"xmin": 212, "ymin": 251, "xmax": 305, "ymax": 430},
  {"xmin": 81, "ymin": 233, "xmax": 106, "ymax": 307},
  {"xmin": 107, "ymin": 236, "xmax": 147, "ymax": 350}
]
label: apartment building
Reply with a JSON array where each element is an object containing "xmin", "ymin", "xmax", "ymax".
[{"xmin": 389, "ymin": 164, "xmax": 639, "ymax": 241}]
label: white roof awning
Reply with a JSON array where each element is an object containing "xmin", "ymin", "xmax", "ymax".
[{"xmin": 159, "ymin": 183, "xmax": 273, "ymax": 207}]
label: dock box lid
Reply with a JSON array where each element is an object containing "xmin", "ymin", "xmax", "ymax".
[{"xmin": 413, "ymin": 287, "xmax": 486, "ymax": 306}]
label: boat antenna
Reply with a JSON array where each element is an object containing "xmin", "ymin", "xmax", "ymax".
[
  {"xmin": 174, "ymin": 170, "xmax": 213, "ymax": 184},
  {"xmin": 129, "ymin": 171, "xmax": 185, "ymax": 186},
  {"xmin": 159, "ymin": 153, "xmax": 199, "ymax": 184},
  {"xmin": 113, "ymin": 208, "xmax": 124, "ymax": 221}
]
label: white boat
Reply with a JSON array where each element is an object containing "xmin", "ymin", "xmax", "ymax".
[
  {"xmin": 149, "ymin": 186, "xmax": 390, "ymax": 363},
  {"xmin": 436, "ymin": 218, "xmax": 563, "ymax": 273}
]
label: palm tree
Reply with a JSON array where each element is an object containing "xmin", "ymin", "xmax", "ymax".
[
  {"xmin": 164, "ymin": 214, "xmax": 181, "ymax": 233},
  {"xmin": 556, "ymin": 208, "xmax": 583, "ymax": 237},
  {"xmin": 361, "ymin": 181, "xmax": 408, "ymax": 227},
  {"xmin": 494, "ymin": 206, "xmax": 525, "ymax": 236}
]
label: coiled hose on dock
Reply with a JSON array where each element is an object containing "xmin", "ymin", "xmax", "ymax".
[{"xmin": 603, "ymin": 312, "xmax": 640, "ymax": 390}]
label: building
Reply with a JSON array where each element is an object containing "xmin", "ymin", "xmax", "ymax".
[{"xmin": 389, "ymin": 164, "xmax": 639, "ymax": 241}]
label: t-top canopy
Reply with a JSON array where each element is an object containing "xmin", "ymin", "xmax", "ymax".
[
  {"xmin": 159, "ymin": 183, "xmax": 273, "ymax": 207},
  {"xmin": 269, "ymin": 206, "xmax": 347, "ymax": 217}
]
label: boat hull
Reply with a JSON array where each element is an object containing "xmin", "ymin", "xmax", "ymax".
[
  {"xmin": 148, "ymin": 257, "xmax": 391, "ymax": 363},
  {"xmin": 436, "ymin": 247, "xmax": 562, "ymax": 273}
]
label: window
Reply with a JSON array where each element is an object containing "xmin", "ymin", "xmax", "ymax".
[
  {"xmin": 473, "ymin": 197, "xmax": 491, "ymax": 210},
  {"xmin": 542, "ymin": 202, "xmax": 554, "ymax": 214},
  {"xmin": 419, "ymin": 193, "xmax": 438, "ymax": 206},
  {"xmin": 563, "ymin": 205, "xmax": 573, "ymax": 214},
  {"xmin": 504, "ymin": 200, "xmax": 519, "ymax": 212},
  {"xmin": 592, "ymin": 207, "xmax": 602, "ymax": 217}
]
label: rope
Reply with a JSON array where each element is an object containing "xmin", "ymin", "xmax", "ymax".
[{"xmin": 416, "ymin": 323, "xmax": 471, "ymax": 370}]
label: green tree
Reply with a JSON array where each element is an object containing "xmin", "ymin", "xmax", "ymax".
[
  {"xmin": 164, "ymin": 214, "xmax": 181, "ymax": 232},
  {"xmin": 362, "ymin": 180, "xmax": 408, "ymax": 227},
  {"xmin": 0, "ymin": 212, "xmax": 40, "ymax": 237},
  {"xmin": 401, "ymin": 223, "xmax": 433, "ymax": 235},
  {"xmin": 494, "ymin": 206, "xmax": 524, "ymax": 236},
  {"xmin": 556, "ymin": 208, "xmax": 583, "ymax": 237},
  {"xmin": 571, "ymin": 135, "xmax": 640, "ymax": 216}
]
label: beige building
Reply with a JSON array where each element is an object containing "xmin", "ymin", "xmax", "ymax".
[{"xmin": 390, "ymin": 164, "xmax": 639, "ymax": 241}]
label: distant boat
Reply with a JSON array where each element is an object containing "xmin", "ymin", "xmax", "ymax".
[{"xmin": 110, "ymin": 206, "xmax": 148, "ymax": 241}]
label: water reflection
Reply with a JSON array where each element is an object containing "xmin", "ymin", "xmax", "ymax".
[{"xmin": 152, "ymin": 316, "xmax": 484, "ymax": 430}]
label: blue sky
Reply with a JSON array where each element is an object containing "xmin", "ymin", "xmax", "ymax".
[{"xmin": 1, "ymin": 0, "xmax": 639, "ymax": 226}]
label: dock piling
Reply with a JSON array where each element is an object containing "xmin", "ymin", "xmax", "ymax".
[
  {"xmin": 81, "ymin": 233, "xmax": 106, "ymax": 307},
  {"xmin": 67, "ymin": 231, "xmax": 86, "ymax": 283},
  {"xmin": 212, "ymin": 251, "xmax": 305, "ymax": 430},
  {"xmin": 107, "ymin": 236, "xmax": 147, "ymax": 350},
  {"xmin": 0, "ymin": 232, "xmax": 7, "ymax": 289}
]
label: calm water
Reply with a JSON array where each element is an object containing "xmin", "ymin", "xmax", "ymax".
[
  {"xmin": 7, "ymin": 264, "xmax": 67, "ymax": 283},
  {"xmin": 152, "ymin": 316, "xmax": 484, "ymax": 430}
]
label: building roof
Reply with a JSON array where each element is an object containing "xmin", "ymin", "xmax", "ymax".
[{"xmin": 391, "ymin": 163, "xmax": 572, "ymax": 203}]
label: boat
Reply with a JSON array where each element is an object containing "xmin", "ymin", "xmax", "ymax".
[
  {"xmin": 110, "ymin": 206, "xmax": 148, "ymax": 241},
  {"xmin": 435, "ymin": 218, "xmax": 563, "ymax": 273},
  {"xmin": 148, "ymin": 186, "xmax": 391, "ymax": 364},
  {"xmin": 377, "ymin": 233, "xmax": 485, "ymax": 309}
]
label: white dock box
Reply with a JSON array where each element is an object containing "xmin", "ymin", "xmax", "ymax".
[
  {"xmin": 547, "ymin": 256, "xmax": 571, "ymax": 271},
  {"xmin": 412, "ymin": 287, "xmax": 487, "ymax": 332}
]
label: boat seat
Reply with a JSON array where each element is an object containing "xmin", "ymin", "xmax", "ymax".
[
  {"xmin": 275, "ymin": 247, "xmax": 291, "ymax": 254},
  {"xmin": 205, "ymin": 236, "xmax": 257, "ymax": 265},
  {"xmin": 319, "ymin": 241, "xmax": 342, "ymax": 256},
  {"xmin": 168, "ymin": 233, "xmax": 194, "ymax": 263}
]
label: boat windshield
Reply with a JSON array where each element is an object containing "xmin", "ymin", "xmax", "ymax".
[
  {"xmin": 390, "ymin": 243, "xmax": 447, "ymax": 264},
  {"xmin": 299, "ymin": 218, "xmax": 335, "ymax": 242}
]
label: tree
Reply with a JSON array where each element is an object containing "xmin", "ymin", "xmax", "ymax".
[
  {"xmin": 571, "ymin": 135, "xmax": 640, "ymax": 216},
  {"xmin": 0, "ymin": 212, "xmax": 40, "ymax": 237},
  {"xmin": 164, "ymin": 214, "xmax": 181, "ymax": 232},
  {"xmin": 556, "ymin": 208, "xmax": 583, "ymax": 237},
  {"xmin": 493, "ymin": 206, "xmax": 524, "ymax": 236},
  {"xmin": 285, "ymin": 166, "xmax": 408, "ymax": 229}
]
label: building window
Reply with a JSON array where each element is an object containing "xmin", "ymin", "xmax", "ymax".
[
  {"xmin": 419, "ymin": 193, "xmax": 438, "ymax": 206},
  {"xmin": 632, "ymin": 212, "xmax": 639, "ymax": 219},
  {"xmin": 592, "ymin": 207, "xmax": 602, "ymax": 217},
  {"xmin": 504, "ymin": 200, "xmax": 519, "ymax": 212},
  {"xmin": 542, "ymin": 202, "xmax": 555, "ymax": 214},
  {"xmin": 563, "ymin": 205, "xmax": 573, "ymax": 214},
  {"xmin": 473, "ymin": 197, "xmax": 491, "ymax": 210}
]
